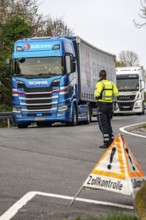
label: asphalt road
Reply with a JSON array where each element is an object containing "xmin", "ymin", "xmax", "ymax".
[{"xmin": 0, "ymin": 114, "xmax": 146, "ymax": 220}]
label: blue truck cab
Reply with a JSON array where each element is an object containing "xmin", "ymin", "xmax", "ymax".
[{"xmin": 6, "ymin": 36, "xmax": 90, "ymax": 128}]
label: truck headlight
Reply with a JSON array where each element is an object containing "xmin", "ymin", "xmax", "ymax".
[
  {"xmin": 13, "ymin": 108, "xmax": 21, "ymax": 113},
  {"xmin": 135, "ymin": 102, "xmax": 141, "ymax": 107},
  {"xmin": 58, "ymin": 105, "xmax": 68, "ymax": 111}
]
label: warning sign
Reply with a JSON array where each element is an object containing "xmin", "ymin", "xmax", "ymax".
[{"xmin": 83, "ymin": 134, "xmax": 145, "ymax": 195}]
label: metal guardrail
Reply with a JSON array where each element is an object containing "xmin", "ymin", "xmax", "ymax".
[{"xmin": 0, "ymin": 112, "xmax": 13, "ymax": 128}]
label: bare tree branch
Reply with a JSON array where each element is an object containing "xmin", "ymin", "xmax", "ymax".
[
  {"xmin": 134, "ymin": 0, "xmax": 146, "ymax": 28},
  {"xmin": 118, "ymin": 51, "xmax": 139, "ymax": 67},
  {"xmin": 42, "ymin": 16, "xmax": 74, "ymax": 37},
  {"xmin": 0, "ymin": 0, "xmax": 74, "ymax": 37}
]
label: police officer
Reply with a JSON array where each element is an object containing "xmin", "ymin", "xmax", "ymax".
[{"xmin": 94, "ymin": 70, "xmax": 119, "ymax": 148}]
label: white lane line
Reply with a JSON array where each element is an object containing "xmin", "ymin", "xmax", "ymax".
[
  {"xmin": 120, "ymin": 122, "xmax": 146, "ymax": 138},
  {"xmin": 0, "ymin": 191, "xmax": 36, "ymax": 220},
  {"xmin": 0, "ymin": 191, "xmax": 133, "ymax": 220}
]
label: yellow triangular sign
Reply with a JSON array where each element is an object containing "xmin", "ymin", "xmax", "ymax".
[{"xmin": 83, "ymin": 134, "xmax": 145, "ymax": 195}]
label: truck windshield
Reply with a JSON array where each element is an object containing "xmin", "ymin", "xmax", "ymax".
[
  {"xmin": 14, "ymin": 57, "xmax": 63, "ymax": 76},
  {"xmin": 117, "ymin": 74, "xmax": 139, "ymax": 91}
]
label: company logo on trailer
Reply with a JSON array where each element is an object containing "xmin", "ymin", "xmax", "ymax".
[
  {"xmin": 31, "ymin": 44, "xmax": 51, "ymax": 49},
  {"xmin": 28, "ymin": 81, "xmax": 48, "ymax": 85}
]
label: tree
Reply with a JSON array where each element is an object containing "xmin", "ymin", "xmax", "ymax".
[
  {"xmin": 0, "ymin": 0, "xmax": 42, "ymax": 110},
  {"xmin": 41, "ymin": 16, "xmax": 74, "ymax": 37},
  {"xmin": 117, "ymin": 51, "xmax": 139, "ymax": 67},
  {"xmin": 0, "ymin": 0, "xmax": 45, "ymax": 36},
  {"xmin": 0, "ymin": 0, "xmax": 74, "ymax": 37},
  {"xmin": 0, "ymin": 15, "xmax": 32, "ymax": 109},
  {"xmin": 116, "ymin": 60, "xmax": 124, "ymax": 67},
  {"xmin": 134, "ymin": 0, "xmax": 146, "ymax": 28}
]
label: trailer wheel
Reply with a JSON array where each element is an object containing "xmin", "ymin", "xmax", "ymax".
[
  {"xmin": 67, "ymin": 104, "xmax": 78, "ymax": 126},
  {"xmin": 17, "ymin": 123, "xmax": 28, "ymax": 128}
]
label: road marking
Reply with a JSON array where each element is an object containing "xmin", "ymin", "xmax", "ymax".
[
  {"xmin": 120, "ymin": 122, "xmax": 146, "ymax": 138},
  {"xmin": 0, "ymin": 191, "xmax": 133, "ymax": 220}
]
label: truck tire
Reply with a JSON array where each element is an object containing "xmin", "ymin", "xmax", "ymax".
[
  {"xmin": 37, "ymin": 122, "xmax": 52, "ymax": 127},
  {"xmin": 84, "ymin": 105, "xmax": 91, "ymax": 124},
  {"xmin": 137, "ymin": 103, "xmax": 145, "ymax": 115},
  {"xmin": 45, "ymin": 122, "xmax": 52, "ymax": 127},
  {"xmin": 17, "ymin": 123, "xmax": 28, "ymax": 128},
  {"xmin": 66, "ymin": 104, "xmax": 78, "ymax": 126},
  {"xmin": 37, "ymin": 122, "xmax": 45, "ymax": 127},
  {"xmin": 142, "ymin": 103, "xmax": 145, "ymax": 115}
]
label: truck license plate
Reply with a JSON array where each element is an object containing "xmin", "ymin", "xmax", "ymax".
[
  {"xmin": 122, "ymin": 106, "xmax": 130, "ymax": 109},
  {"xmin": 34, "ymin": 117, "xmax": 45, "ymax": 121}
]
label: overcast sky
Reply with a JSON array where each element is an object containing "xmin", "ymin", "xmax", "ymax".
[{"xmin": 37, "ymin": 0, "xmax": 146, "ymax": 70}]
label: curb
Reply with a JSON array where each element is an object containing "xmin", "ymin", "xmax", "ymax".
[{"xmin": 120, "ymin": 122, "xmax": 146, "ymax": 138}]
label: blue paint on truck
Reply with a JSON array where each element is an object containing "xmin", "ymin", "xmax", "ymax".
[{"xmin": 7, "ymin": 36, "xmax": 116, "ymax": 128}]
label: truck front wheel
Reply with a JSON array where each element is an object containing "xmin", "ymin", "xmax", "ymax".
[
  {"xmin": 37, "ymin": 122, "xmax": 52, "ymax": 127},
  {"xmin": 137, "ymin": 103, "xmax": 145, "ymax": 115},
  {"xmin": 67, "ymin": 104, "xmax": 78, "ymax": 126},
  {"xmin": 141, "ymin": 103, "xmax": 145, "ymax": 115},
  {"xmin": 17, "ymin": 123, "xmax": 28, "ymax": 128}
]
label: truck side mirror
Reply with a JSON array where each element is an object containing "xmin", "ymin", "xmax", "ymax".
[
  {"xmin": 71, "ymin": 56, "xmax": 76, "ymax": 72},
  {"xmin": 6, "ymin": 59, "xmax": 12, "ymax": 76},
  {"xmin": 65, "ymin": 55, "xmax": 76, "ymax": 74},
  {"xmin": 141, "ymin": 81, "xmax": 145, "ymax": 90},
  {"xmin": 71, "ymin": 62, "xmax": 76, "ymax": 73},
  {"xmin": 71, "ymin": 56, "xmax": 75, "ymax": 62}
]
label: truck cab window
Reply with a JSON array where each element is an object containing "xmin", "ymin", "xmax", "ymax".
[
  {"xmin": 14, "ymin": 57, "xmax": 63, "ymax": 76},
  {"xmin": 117, "ymin": 74, "xmax": 139, "ymax": 91}
]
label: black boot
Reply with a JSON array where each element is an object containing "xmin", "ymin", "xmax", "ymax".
[{"xmin": 99, "ymin": 144, "xmax": 109, "ymax": 148}]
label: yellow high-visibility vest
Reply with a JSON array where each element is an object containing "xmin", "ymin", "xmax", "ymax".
[{"xmin": 94, "ymin": 79, "xmax": 119, "ymax": 103}]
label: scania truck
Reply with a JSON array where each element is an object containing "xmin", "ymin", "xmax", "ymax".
[
  {"xmin": 6, "ymin": 36, "xmax": 116, "ymax": 128},
  {"xmin": 114, "ymin": 66, "xmax": 145, "ymax": 115}
]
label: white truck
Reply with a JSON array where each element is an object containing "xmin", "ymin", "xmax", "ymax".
[{"xmin": 114, "ymin": 66, "xmax": 145, "ymax": 115}]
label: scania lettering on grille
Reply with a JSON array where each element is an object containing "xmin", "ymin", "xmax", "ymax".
[{"xmin": 28, "ymin": 81, "xmax": 48, "ymax": 85}]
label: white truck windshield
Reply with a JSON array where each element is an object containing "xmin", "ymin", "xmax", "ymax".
[{"xmin": 117, "ymin": 74, "xmax": 139, "ymax": 91}]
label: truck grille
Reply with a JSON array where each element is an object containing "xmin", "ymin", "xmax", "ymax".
[
  {"xmin": 117, "ymin": 95, "xmax": 135, "ymax": 101},
  {"xmin": 17, "ymin": 82, "xmax": 60, "ymax": 112},
  {"xmin": 25, "ymin": 87, "xmax": 53, "ymax": 103}
]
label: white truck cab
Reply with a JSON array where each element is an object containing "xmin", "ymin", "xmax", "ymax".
[{"xmin": 114, "ymin": 66, "xmax": 145, "ymax": 115}]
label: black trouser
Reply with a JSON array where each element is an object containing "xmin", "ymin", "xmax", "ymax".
[{"xmin": 97, "ymin": 102, "xmax": 114, "ymax": 146}]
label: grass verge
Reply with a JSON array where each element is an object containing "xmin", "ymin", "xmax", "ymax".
[{"xmin": 75, "ymin": 215, "xmax": 137, "ymax": 220}]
